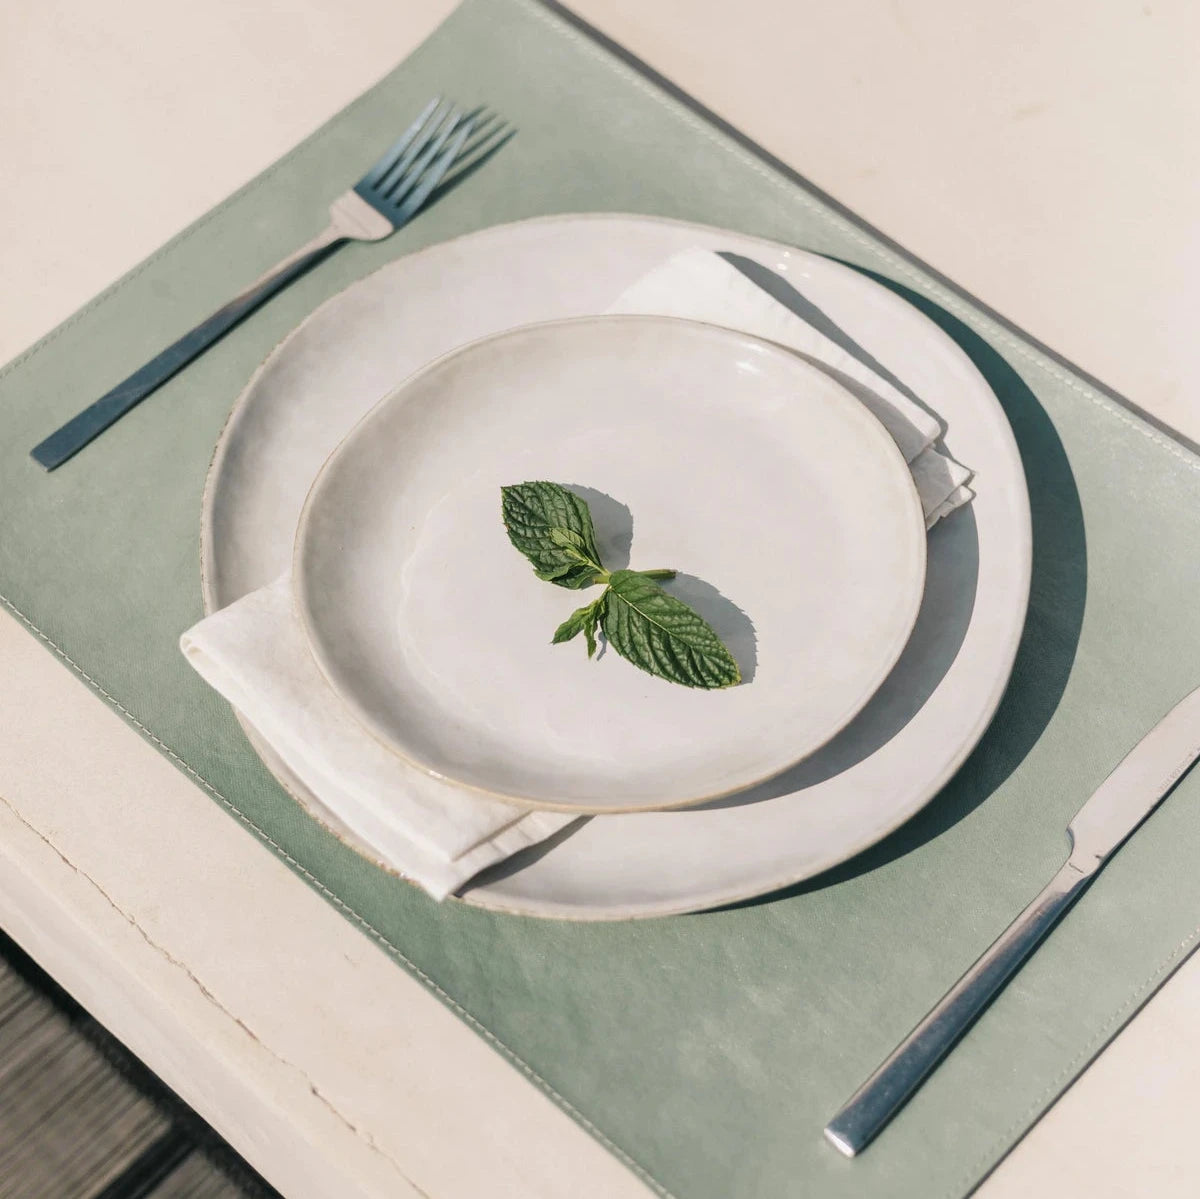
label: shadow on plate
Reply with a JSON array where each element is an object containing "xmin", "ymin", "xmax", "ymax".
[
  {"xmin": 720, "ymin": 253, "xmax": 942, "ymax": 428},
  {"xmin": 565, "ymin": 484, "xmax": 759, "ymax": 681},
  {"xmin": 569, "ymin": 484, "xmax": 634, "ymax": 570},
  {"xmin": 718, "ymin": 275, "xmax": 1087, "ymax": 910},
  {"xmin": 667, "ymin": 573, "xmax": 758, "ymax": 684}
]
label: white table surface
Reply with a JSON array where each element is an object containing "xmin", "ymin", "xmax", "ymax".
[{"xmin": 2, "ymin": 2, "xmax": 1198, "ymax": 1195}]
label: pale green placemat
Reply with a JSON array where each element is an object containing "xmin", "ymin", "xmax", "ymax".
[{"xmin": 5, "ymin": 2, "xmax": 1200, "ymax": 1195}]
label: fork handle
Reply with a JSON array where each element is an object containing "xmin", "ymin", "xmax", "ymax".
[
  {"xmin": 824, "ymin": 857, "xmax": 1096, "ymax": 1156},
  {"xmin": 31, "ymin": 224, "xmax": 346, "ymax": 470}
]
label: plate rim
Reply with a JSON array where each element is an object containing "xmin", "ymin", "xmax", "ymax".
[
  {"xmin": 290, "ymin": 312, "xmax": 929, "ymax": 813},
  {"xmin": 199, "ymin": 211, "xmax": 1032, "ymax": 919}
]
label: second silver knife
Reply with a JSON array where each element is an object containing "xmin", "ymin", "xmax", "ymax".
[{"xmin": 825, "ymin": 683, "xmax": 1200, "ymax": 1157}]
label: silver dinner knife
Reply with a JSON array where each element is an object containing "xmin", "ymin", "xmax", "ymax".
[{"xmin": 825, "ymin": 683, "xmax": 1200, "ymax": 1157}]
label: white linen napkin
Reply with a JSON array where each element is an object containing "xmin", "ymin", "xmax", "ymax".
[
  {"xmin": 182, "ymin": 247, "xmax": 975, "ymax": 900},
  {"xmin": 181, "ymin": 578, "xmax": 573, "ymax": 900},
  {"xmin": 606, "ymin": 249, "xmax": 973, "ymax": 526}
]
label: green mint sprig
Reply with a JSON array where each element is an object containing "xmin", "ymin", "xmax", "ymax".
[{"xmin": 501, "ymin": 482, "xmax": 741, "ymax": 690}]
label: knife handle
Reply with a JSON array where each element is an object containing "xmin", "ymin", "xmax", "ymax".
[{"xmin": 825, "ymin": 856, "xmax": 1095, "ymax": 1156}]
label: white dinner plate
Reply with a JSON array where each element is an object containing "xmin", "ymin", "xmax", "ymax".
[
  {"xmin": 201, "ymin": 213, "xmax": 1031, "ymax": 919},
  {"xmin": 293, "ymin": 316, "xmax": 927, "ymax": 812}
]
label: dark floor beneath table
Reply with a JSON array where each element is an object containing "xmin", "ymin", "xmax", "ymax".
[{"xmin": 0, "ymin": 930, "xmax": 279, "ymax": 1199}]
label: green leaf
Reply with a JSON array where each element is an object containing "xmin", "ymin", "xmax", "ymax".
[
  {"xmin": 502, "ymin": 482, "xmax": 743, "ymax": 689},
  {"xmin": 602, "ymin": 570, "xmax": 741, "ymax": 689},
  {"xmin": 551, "ymin": 593, "xmax": 607, "ymax": 658},
  {"xmin": 548, "ymin": 527, "xmax": 598, "ymax": 564},
  {"xmin": 502, "ymin": 482, "xmax": 605, "ymax": 590}
]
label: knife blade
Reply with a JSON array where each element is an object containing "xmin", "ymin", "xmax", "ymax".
[
  {"xmin": 1067, "ymin": 685, "xmax": 1200, "ymax": 867},
  {"xmin": 824, "ymin": 683, "xmax": 1200, "ymax": 1158}
]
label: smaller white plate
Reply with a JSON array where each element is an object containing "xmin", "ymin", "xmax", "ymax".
[{"xmin": 293, "ymin": 316, "xmax": 926, "ymax": 812}]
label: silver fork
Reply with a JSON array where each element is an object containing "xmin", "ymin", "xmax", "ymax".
[{"xmin": 32, "ymin": 98, "xmax": 478, "ymax": 470}]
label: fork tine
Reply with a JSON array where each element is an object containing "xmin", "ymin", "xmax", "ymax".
[
  {"xmin": 455, "ymin": 110, "xmax": 501, "ymax": 156},
  {"xmin": 389, "ymin": 107, "xmax": 471, "ymax": 207},
  {"xmin": 374, "ymin": 99, "xmax": 455, "ymax": 197},
  {"xmin": 393, "ymin": 116, "xmax": 477, "ymax": 227},
  {"xmin": 432, "ymin": 121, "xmax": 514, "ymax": 199},
  {"xmin": 358, "ymin": 97, "xmax": 442, "ymax": 191}
]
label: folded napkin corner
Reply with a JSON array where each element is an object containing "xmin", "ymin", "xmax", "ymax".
[{"xmin": 606, "ymin": 248, "xmax": 975, "ymax": 528}]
